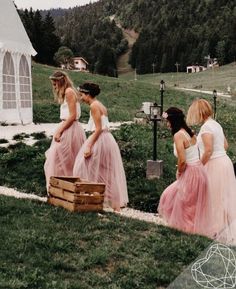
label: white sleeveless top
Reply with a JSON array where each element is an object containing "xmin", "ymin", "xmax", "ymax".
[
  {"xmin": 60, "ymin": 99, "xmax": 81, "ymax": 120},
  {"xmin": 174, "ymin": 130, "xmax": 200, "ymax": 164},
  {"xmin": 197, "ymin": 118, "xmax": 226, "ymax": 159},
  {"xmin": 87, "ymin": 113, "xmax": 110, "ymax": 132}
]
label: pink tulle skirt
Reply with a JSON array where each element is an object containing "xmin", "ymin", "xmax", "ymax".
[
  {"xmin": 158, "ymin": 161, "xmax": 211, "ymax": 237},
  {"xmin": 44, "ymin": 121, "xmax": 86, "ymax": 190},
  {"xmin": 73, "ymin": 130, "xmax": 129, "ymax": 210},
  {"xmin": 204, "ymin": 155, "xmax": 236, "ymax": 244}
]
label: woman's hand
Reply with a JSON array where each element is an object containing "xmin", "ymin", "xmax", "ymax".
[
  {"xmin": 176, "ymin": 170, "xmax": 181, "ymax": 179},
  {"xmin": 54, "ymin": 131, "xmax": 62, "ymax": 142},
  {"xmin": 84, "ymin": 146, "xmax": 92, "ymax": 158}
]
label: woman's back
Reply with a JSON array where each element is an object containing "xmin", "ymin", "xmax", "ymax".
[
  {"xmin": 197, "ymin": 118, "xmax": 226, "ymax": 159},
  {"xmin": 174, "ymin": 130, "xmax": 199, "ymax": 164}
]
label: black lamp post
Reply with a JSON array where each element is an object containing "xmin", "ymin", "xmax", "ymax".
[
  {"xmin": 160, "ymin": 80, "xmax": 165, "ymax": 115},
  {"xmin": 149, "ymin": 103, "xmax": 161, "ymax": 161},
  {"xmin": 213, "ymin": 89, "xmax": 217, "ymax": 119}
]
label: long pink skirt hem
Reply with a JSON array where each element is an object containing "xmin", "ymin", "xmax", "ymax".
[
  {"xmin": 73, "ymin": 130, "xmax": 128, "ymax": 210},
  {"xmin": 158, "ymin": 162, "xmax": 211, "ymax": 237},
  {"xmin": 44, "ymin": 121, "xmax": 86, "ymax": 190},
  {"xmin": 204, "ymin": 155, "xmax": 236, "ymax": 244}
]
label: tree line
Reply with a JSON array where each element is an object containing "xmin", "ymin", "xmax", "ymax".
[
  {"xmin": 17, "ymin": 0, "xmax": 236, "ymax": 75},
  {"xmin": 18, "ymin": 8, "xmax": 61, "ymax": 65},
  {"xmin": 103, "ymin": 0, "xmax": 236, "ymax": 73},
  {"xmin": 17, "ymin": 3, "xmax": 128, "ymax": 77}
]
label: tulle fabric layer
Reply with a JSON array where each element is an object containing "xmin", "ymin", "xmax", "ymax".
[
  {"xmin": 158, "ymin": 162, "xmax": 211, "ymax": 237},
  {"xmin": 73, "ymin": 130, "xmax": 128, "ymax": 210},
  {"xmin": 204, "ymin": 155, "xmax": 236, "ymax": 244},
  {"xmin": 44, "ymin": 121, "xmax": 86, "ymax": 190}
]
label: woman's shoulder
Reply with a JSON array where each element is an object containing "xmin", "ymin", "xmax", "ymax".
[
  {"xmin": 91, "ymin": 101, "xmax": 107, "ymax": 115},
  {"xmin": 173, "ymin": 130, "xmax": 186, "ymax": 142},
  {"xmin": 200, "ymin": 118, "xmax": 220, "ymax": 134},
  {"xmin": 65, "ymin": 87, "xmax": 77, "ymax": 102}
]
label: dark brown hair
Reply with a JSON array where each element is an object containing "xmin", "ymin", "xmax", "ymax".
[
  {"xmin": 165, "ymin": 107, "xmax": 194, "ymax": 137},
  {"xmin": 79, "ymin": 82, "xmax": 100, "ymax": 97}
]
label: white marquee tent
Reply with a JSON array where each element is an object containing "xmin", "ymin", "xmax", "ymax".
[{"xmin": 0, "ymin": 0, "xmax": 36, "ymax": 124}]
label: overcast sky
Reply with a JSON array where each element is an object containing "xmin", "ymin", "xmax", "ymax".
[{"xmin": 14, "ymin": 0, "xmax": 99, "ymax": 10}]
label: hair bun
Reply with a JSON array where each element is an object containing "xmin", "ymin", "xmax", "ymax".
[{"xmin": 79, "ymin": 82, "xmax": 100, "ymax": 97}]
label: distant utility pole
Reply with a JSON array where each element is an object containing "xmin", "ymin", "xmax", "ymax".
[
  {"xmin": 152, "ymin": 63, "xmax": 156, "ymax": 75},
  {"xmin": 175, "ymin": 62, "xmax": 180, "ymax": 86},
  {"xmin": 134, "ymin": 68, "xmax": 137, "ymax": 81},
  {"xmin": 175, "ymin": 62, "xmax": 180, "ymax": 73}
]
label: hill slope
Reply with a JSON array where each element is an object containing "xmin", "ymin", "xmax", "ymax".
[{"xmin": 50, "ymin": 0, "xmax": 236, "ymax": 74}]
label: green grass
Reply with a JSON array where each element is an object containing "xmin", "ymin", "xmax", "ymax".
[
  {"xmin": 0, "ymin": 196, "xmax": 210, "ymax": 289},
  {"xmin": 32, "ymin": 61, "xmax": 236, "ymax": 124},
  {"xmin": 119, "ymin": 62, "xmax": 236, "ymax": 96},
  {"xmin": 0, "ymin": 62, "xmax": 235, "ymax": 288}
]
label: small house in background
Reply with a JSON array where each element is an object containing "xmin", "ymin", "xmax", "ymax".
[
  {"xmin": 72, "ymin": 57, "xmax": 88, "ymax": 71},
  {"xmin": 186, "ymin": 65, "xmax": 206, "ymax": 73},
  {"xmin": 0, "ymin": 0, "xmax": 36, "ymax": 124}
]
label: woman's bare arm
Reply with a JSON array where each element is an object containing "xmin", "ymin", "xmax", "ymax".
[
  {"xmin": 54, "ymin": 88, "xmax": 77, "ymax": 142},
  {"xmin": 201, "ymin": 133, "xmax": 213, "ymax": 165}
]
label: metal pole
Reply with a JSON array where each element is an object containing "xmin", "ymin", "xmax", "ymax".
[
  {"xmin": 160, "ymin": 89, "xmax": 164, "ymax": 115},
  {"xmin": 153, "ymin": 118, "xmax": 157, "ymax": 161},
  {"xmin": 213, "ymin": 89, "xmax": 217, "ymax": 119},
  {"xmin": 213, "ymin": 96, "xmax": 216, "ymax": 119}
]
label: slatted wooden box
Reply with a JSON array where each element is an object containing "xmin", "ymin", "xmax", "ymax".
[{"xmin": 48, "ymin": 176, "xmax": 105, "ymax": 212}]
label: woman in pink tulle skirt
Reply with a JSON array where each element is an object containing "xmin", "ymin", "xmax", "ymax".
[
  {"xmin": 44, "ymin": 71, "xmax": 86, "ymax": 191},
  {"xmin": 187, "ymin": 99, "xmax": 236, "ymax": 244},
  {"xmin": 158, "ymin": 107, "xmax": 210, "ymax": 237},
  {"xmin": 73, "ymin": 82, "xmax": 128, "ymax": 211}
]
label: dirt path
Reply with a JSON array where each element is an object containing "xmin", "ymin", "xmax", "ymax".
[
  {"xmin": 111, "ymin": 16, "xmax": 139, "ymax": 74},
  {"xmin": 176, "ymin": 87, "xmax": 231, "ymax": 98}
]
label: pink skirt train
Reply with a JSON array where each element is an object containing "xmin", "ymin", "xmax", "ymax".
[
  {"xmin": 44, "ymin": 121, "xmax": 86, "ymax": 190},
  {"xmin": 158, "ymin": 162, "xmax": 210, "ymax": 237},
  {"xmin": 73, "ymin": 130, "xmax": 129, "ymax": 210},
  {"xmin": 204, "ymin": 155, "xmax": 236, "ymax": 244}
]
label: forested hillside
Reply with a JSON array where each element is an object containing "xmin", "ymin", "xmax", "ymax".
[
  {"xmin": 17, "ymin": 0, "xmax": 236, "ymax": 75},
  {"xmin": 103, "ymin": 0, "xmax": 236, "ymax": 73}
]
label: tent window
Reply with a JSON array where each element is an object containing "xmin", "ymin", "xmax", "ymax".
[
  {"xmin": 19, "ymin": 55, "xmax": 31, "ymax": 108},
  {"xmin": 2, "ymin": 52, "xmax": 16, "ymax": 109}
]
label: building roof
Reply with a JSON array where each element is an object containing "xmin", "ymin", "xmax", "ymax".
[
  {"xmin": 73, "ymin": 57, "xmax": 88, "ymax": 64},
  {"xmin": 0, "ymin": 0, "xmax": 36, "ymax": 55}
]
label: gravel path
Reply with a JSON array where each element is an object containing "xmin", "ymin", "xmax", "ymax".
[
  {"xmin": 0, "ymin": 186, "xmax": 47, "ymax": 202},
  {"xmin": 0, "ymin": 121, "xmax": 133, "ymax": 146},
  {"xmin": 0, "ymin": 186, "xmax": 166, "ymax": 226}
]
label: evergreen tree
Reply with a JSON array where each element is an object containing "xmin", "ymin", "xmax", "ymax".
[
  {"xmin": 42, "ymin": 12, "xmax": 61, "ymax": 64},
  {"xmin": 95, "ymin": 44, "xmax": 117, "ymax": 77}
]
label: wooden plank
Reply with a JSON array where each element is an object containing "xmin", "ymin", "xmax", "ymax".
[
  {"xmin": 51, "ymin": 176, "xmax": 81, "ymax": 182},
  {"xmin": 74, "ymin": 182, "xmax": 105, "ymax": 193},
  {"xmin": 49, "ymin": 177, "xmax": 78, "ymax": 192},
  {"xmin": 75, "ymin": 194, "xmax": 104, "ymax": 204},
  {"xmin": 49, "ymin": 186, "xmax": 104, "ymax": 204},
  {"xmin": 75, "ymin": 204, "xmax": 103, "ymax": 212},
  {"xmin": 48, "ymin": 197, "xmax": 103, "ymax": 212},
  {"xmin": 49, "ymin": 186, "xmax": 75, "ymax": 202},
  {"xmin": 48, "ymin": 197, "xmax": 76, "ymax": 212}
]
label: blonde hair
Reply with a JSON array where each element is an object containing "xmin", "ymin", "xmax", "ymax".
[
  {"xmin": 49, "ymin": 71, "xmax": 79, "ymax": 103},
  {"xmin": 186, "ymin": 99, "xmax": 213, "ymax": 125}
]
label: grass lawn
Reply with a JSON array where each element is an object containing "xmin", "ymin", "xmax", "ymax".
[
  {"xmin": 0, "ymin": 196, "xmax": 210, "ymax": 289},
  {"xmin": 0, "ymin": 62, "xmax": 235, "ymax": 288},
  {"xmin": 119, "ymin": 62, "xmax": 236, "ymax": 97}
]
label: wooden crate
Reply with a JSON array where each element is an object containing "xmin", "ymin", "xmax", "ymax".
[{"xmin": 48, "ymin": 176, "xmax": 105, "ymax": 212}]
